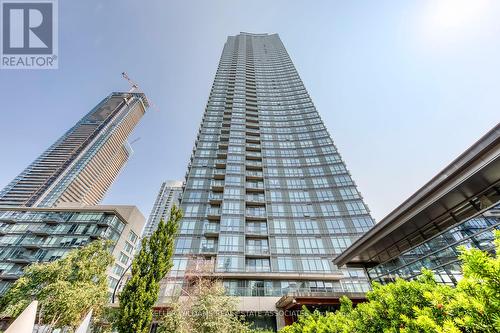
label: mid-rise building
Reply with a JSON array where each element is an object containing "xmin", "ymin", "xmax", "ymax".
[
  {"xmin": 143, "ymin": 181, "xmax": 183, "ymax": 238},
  {"xmin": 160, "ymin": 33, "xmax": 375, "ymax": 331},
  {"xmin": 0, "ymin": 92, "xmax": 149, "ymax": 208},
  {"xmin": 0, "ymin": 204, "xmax": 144, "ymax": 294},
  {"xmin": 335, "ymin": 124, "xmax": 500, "ymax": 285}
]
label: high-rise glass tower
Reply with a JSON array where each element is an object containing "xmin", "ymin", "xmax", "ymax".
[
  {"xmin": 165, "ymin": 33, "xmax": 375, "ymax": 330},
  {"xmin": 0, "ymin": 92, "xmax": 149, "ymax": 208},
  {"xmin": 143, "ymin": 180, "xmax": 183, "ymax": 238}
]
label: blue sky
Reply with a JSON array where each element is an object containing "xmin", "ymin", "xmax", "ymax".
[{"xmin": 0, "ymin": 0, "xmax": 499, "ymax": 221}]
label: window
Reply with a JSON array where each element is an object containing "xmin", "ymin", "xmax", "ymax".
[
  {"xmin": 113, "ymin": 264, "xmax": 125, "ymax": 276},
  {"xmin": 200, "ymin": 238, "xmax": 217, "ymax": 252},
  {"xmin": 297, "ymin": 237, "xmax": 324, "ymax": 254},
  {"xmin": 184, "ymin": 205, "xmax": 200, "ymax": 217},
  {"xmin": 219, "ymin": 235, "xmax": 243, "ymax": 252},
  {"xmin": 221, "ymin": 217, "xmax": 244, "ymax": 232},
  {"xmin": 271, "ymin": 204, "xmax": 286, "ymax": 217},
  {"xmin": 225, "ymin": 176, "xmax": 242, "ymax": 186},
  {"xmin": 301, "ymin": 258, "xmax": 331, "ymax": 272},
  {"xmin": 217, "ymin": 256, "xmax": 243, "ymax": 272},
  {"xmin": 222, "ymin": 201, "xmax": 242, "ymax": 214},
  {"xmin": 321, "ymin": 203, "xmax": 341, "ymax": 216},
  {"xmin": 175, "ymin": 237, "xmax": 192, "ymax": 254},
  {"xmin": 325, "ymin": 219, "xmax": 349, "ymax": 233},
  {"xmin": 289, "ymin": 191, "xmax": 310, "ymax": 202},
  {"xmin": 339, "ymin": 187, "xmax": 359, "ymax": 200},
  {"xmin": 312, "ymin": 177, "xmax": 329, "ymax": 188},
  {"xmin": 294, "ymin": 220, "xmax": 319, "ymax": 234},
  {"xmin": 269, "ymin": 191, "xmax": 283, "ymax": 201},
  {"xmin": 331, "ymin": 237, "xmax": 352, "ymax": 253},
  {"xmin": 334, "ymin": 175, "xmax": 353, "ymax": 186},
  {"xmin": 345, "ymin": 201, "xmax": 368, "ymax": 215},
  {"xmin": 277, "ymin": 258, "xmax": 294, "ymax": 271},
  {"xmin": 246, "ymin": 258, "xmax": 270, "ymax": 272},
  {"xmin": 272, "ymin": 220, "xmax": 288, "ymax": 234},
  {"xmin": 274, "ymin": 237, "xmax": 290, "ymax": 253},
  {"xmin": 124, "ymin": 242, "xmax": 134, "ymax": 254},
  {"xmin": 316, "ymin": 190, "xmax": 334, "ymax": 201},
  {"xmin": 291, "ymin": 204, "xmax": 313, "ymax": 217},
  {"xmin": 352, "ymin": 217, "xmax": 373, "ymax": 232},
  {"xmin": 119, "ymin": 252, "xmax": 129, "ymax": 265},
  {"xmin": 172, "ymin": 258, "xmax": 187, "ymax": 271},
  {"xmin": 180, "ymin": 220, "xmax": 196, "ymax": 233},
  {"xmin": 224, "ymin": 188, "xmax": 242, "ymax": 200},
  {"xmin": 128, "ymin": 231, "xmax": 138, "ymax": 244}
]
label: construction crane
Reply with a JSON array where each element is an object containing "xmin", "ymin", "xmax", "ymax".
[
  {"xmin": 121, "ymin": 72, "xmax": 139, "ymax": 93},
  {"xmin": 121, "ymin": 72, "xmax": 158, "ymax": 111},
  {"xmin": 129, "ymin": 137, "xmax": 141, "ymax": 145}
]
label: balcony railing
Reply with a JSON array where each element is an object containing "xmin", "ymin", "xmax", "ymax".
[
  {"xmin": 246, "ymin": 246, "xmax": 270, "ymax": 255},
  {"xmin": 213, "ymin": 169, "xmax": 225, "ymax": 179},
  {"xmin": 200, "ymin": 245, "xmax": 217, "ymax": 253},
  {"xmin": 211, "ymin": 180, "xmax": 224, "ymax": 190},
  {"xmin": 246, "ymin": 152, "xmax": 262, "ymax": 160},
  {"xmin": 207, "ymin": 208, "xmax": 221, "ymax": 220},
  {"xmin": 246, "ymin": 182, "xmax": 264, "ymax": 190},
  {"xmin": 246, "ymin": 171, "xmax": 263, "ymax": 178},
  {"xmin": 246, "ymin": 161, "xmax": 263, "ymax": 170},
  {"xmin": 215, "ymin": 159, "xmax": 226, "ymax": 168},
  {"xmin": 246, "ymin": 209, "xmax": 266, "ymax": 217},
  {"xmin": 246, "ymin": 143, "xmax": 261, "ymax": 151},
  {"xmin": 209, "ymin": 193, "xmax": 223, "ymax": 203},
  {"xmin": 246, "ymin": 226, "xmax": 268, "ymax": 235}
]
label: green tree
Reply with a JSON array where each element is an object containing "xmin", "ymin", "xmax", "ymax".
[
  {"xmin": 116, "ymin": 205, "xmax": 181, "ymax": 333},
  {"xmin": 280, "ymin": 231, "xmax": 500, "ymax": 333},
  {"xmin": 0, "ymin": 240, "xmax": 113, "ymax": 331}
]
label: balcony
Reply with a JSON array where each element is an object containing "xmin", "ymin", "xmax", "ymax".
[
  {"xmin": 211, "ymin": 180, "xmax": 224, "ymax": 192},
  {"xmin": 209, "ymin": 193, "xmax": 223, "ymax": 204},
  {"xmin": 246, "ymin": 161, "xmax": 262, "ymax": 170},
  {"xmin": 23, "ymin": 243, "xmax": 42, "ymax": 250},
  {"xmin": 207, "ymin": 207, "xmax": 221, "ymax": 220},
  {"xmin": 7, "ymin": 256, "xmax": 32, "ymax": 264},
  {"xmin": 218, "ymin": 142, "xmax": 228, "ymax": 149},
  {"xmin": 220, "ymin": 128, "xmax": 230, "ymax": 135},
  {"xmin": 217, "ymin": 150, "xmax": 228, "ymax": 158},
  {"xmin": 215, "ymin": 159, "xmax": 226, "ymax": 168},
  {"xmin": 203, "ymin": 223, "xmax": 220, "ymax": 237},
  {"xmin": 246, "ymin": 246, "xmax": 270, "ymax": 256},
  {"xmin": 246, "ymin": 136, "xmax": 260, "ymax": 144},
  {"xmin": 213, "ymin": 169, "xmax": 225, "ymax": 180},
  {"xmin": 0, "ymin": 272, "xmax": 21, "ymax": 280},
  {"xmin": 246, "ymin": 182, "xmax": 264, "ymax": 193},
  {"xmin": 246, "ymin": 128, "xmax": 260, "ymax": 136},
  {"xmin": 246, "ymin": 209, "xmax": 267, "ymax": 221},
  {"xmin": 246, "ymin": 123, "xmax": 259, "ymax": 130},
  {"xmin": 43, "ymin": 216, "xmax": 65, "ymax": 225},
  {"xmin": 246, "ymin": 143, "xmax": 261, "ymax": 151},
  {"xmin": 246, "ymin": 170, "xmax": 263, "ymax": 180},
  {"xmin": 200, "ymin": 245, "xmax": 218, "ymax": 254},
  {"xmin": 246, "ymin": 226, "xmax": 268, "ymax": 236},
  {"xmin": 246, "ymin": 194, "xmax": 266, "ymax": 205},
  {"xmin": 246, "ymin": 115, "xmax": 259, "ymax": 122},
  {"xmin": 0, "ymin": 218, "xmax": 16, "ymax": 225},
  {"xmin": 246, "ymin": 152, "xmax": 262, "ymax": 160}
]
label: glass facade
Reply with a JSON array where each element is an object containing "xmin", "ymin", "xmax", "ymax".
[
  {"xmin": 164, "ymin": 33, "xmax": 375, "ymax": 300},
  {"xmin": 368, "ymin": 203, "xmax": 500, "ymax": 284},
  {"xmin": 143, "ymin": 181, "xmax": 183, "ymax": 238},
  {"xmin": 0, "ymin": 92, "xmax": 148, "ymax": 208},
  {"xmin": 0, "ymin": 208, "xmax": 140, "ymax": 294}
]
